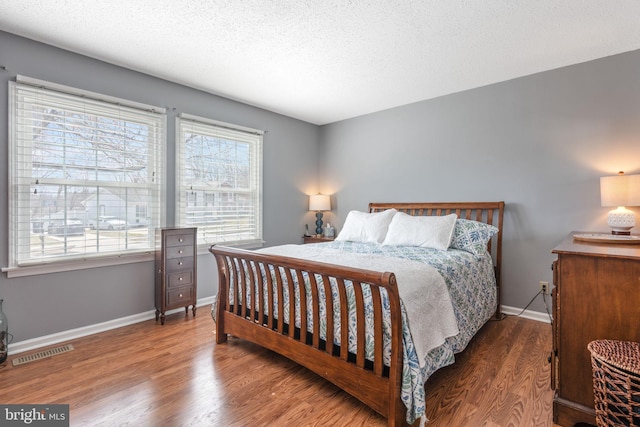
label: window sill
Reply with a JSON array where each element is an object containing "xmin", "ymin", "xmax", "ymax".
[
  {"xmin": 2, "ymin": 252, "xmax": 155, "ymax": 278},
  {"xmin": 3, "ymin": 241, "xmax": 265, "ymax": 278},
  {"xmin": 196, "ymin": 239, "xmax": 264, "ymax": 255}
]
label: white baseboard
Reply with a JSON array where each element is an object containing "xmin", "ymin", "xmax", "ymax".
[
  {"xmin": 9, "ymin": 298, "xmax": 547, "ymax": 355},
  {"xmin": 9, "ymin": 296, "xmax": 216, "ymax": 355},
  {"xmin": 501, "ymin": 304, "xmax": 552, "ymax": 324}
]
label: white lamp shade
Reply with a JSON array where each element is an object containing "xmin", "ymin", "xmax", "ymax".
[
  {"xmin": 309, "ymin": 194, "xmax": 331, "ymax": 211},
  {"xmin": 600, "ymin": 174, "xmax": 640, "ymax": 207}
]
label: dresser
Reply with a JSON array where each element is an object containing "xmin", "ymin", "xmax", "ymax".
[
  {"xmin": 551, "ymin": 232, "xmax": 640, "ymax": 426},
  {"xmin": 155, "ymin": 227, "xmax": 197, "ymax": 325}
]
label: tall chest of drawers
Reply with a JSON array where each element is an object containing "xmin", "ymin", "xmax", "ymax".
[{"xmin": 155, "ymin": 227, "xmax": 197, "ymax": 325}]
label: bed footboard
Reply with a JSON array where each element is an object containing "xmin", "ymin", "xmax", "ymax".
[{"xmin": 209, "ymin": 245, "xmax": 407, "ymax": 426}]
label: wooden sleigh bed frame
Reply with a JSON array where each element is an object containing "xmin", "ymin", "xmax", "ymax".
[{"xmin": 209, "ymin": 201, "xmax": 505, "ymax": 426}]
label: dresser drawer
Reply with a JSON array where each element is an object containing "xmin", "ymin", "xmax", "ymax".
[
  {"xmin": 165, "ymin": 232, "xmax": 195, "ymax": 247},
  {"xmin": 168, "ymin": 271, "xmax": 193, "ymax": 288},
  {"xmin": 166, "ymin": 245, "xmax": 194, "ymax": 259},
  {"xmin": 166, "ymin": 257, "xmax": 194, "ymax": 273},
  {"xmin": 167, "ymin": 286, "xmax": 194, "ymax": 306}
]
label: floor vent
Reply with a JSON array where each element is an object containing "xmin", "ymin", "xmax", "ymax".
[{"xmin": 12, "ymin": 344, "xmax": 75, "ymax": 366}]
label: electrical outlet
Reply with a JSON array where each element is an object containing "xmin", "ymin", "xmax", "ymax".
[{"xmin": 540, "ymin": 281, "xmax": 550, "ymax": 295}]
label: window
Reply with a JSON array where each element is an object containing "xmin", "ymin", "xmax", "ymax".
[
  {"xmin": 7, "ymin": 76, "xmax": 165, "ymax": 276},
  {"xmin": 176, "ymin": 113, "xmax": 263, "ymax": 247}
]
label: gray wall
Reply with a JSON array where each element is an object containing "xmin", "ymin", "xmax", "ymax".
[
  {"xmin": 0, "ymin": 31, "xmax": 320, "ymax": 342},
  {"xmin": 2, "ymin": 28, "xmax": 639, "ymax": 344},
  {"xmin": 319, "ymin": 49, "xmax": 640, "ymax": 313}
]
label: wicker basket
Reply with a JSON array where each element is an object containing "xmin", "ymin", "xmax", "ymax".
[{"xmin": 588, "ymin": 340, "xmax": 640, "ymax": 426}]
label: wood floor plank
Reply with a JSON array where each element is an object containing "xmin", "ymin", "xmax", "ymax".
[{"xmin": 0, "ymin": 310, "xmax": 556, "ymax": 426}]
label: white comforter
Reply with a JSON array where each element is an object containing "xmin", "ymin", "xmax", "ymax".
[{"xmin": 258, "ymin": 244, "xmax": 459, "ymax": 366}]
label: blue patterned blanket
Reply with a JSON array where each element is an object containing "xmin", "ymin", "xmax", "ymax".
[{"xmin": 257, "ymin": 241, "xmax": 497, "ymax": 423}]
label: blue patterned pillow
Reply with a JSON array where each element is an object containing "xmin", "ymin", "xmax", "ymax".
[{"xmin": 450, "ymin": 219, "xmax": 499, "ymax": 256}]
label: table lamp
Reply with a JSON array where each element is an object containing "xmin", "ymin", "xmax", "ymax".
[
  {"xmin": 600, "ymin": 171, "xmax": 640, "ymax": 235},
  {"xmin": 309, "ymin": 194, "xmax": 331, "ymax": 235}
]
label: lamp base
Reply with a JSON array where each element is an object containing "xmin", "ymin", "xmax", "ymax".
[
  {"xmin": 611, "ymin": 230, "xmax": 631, "ymax": 236},
  {"xmin": 607, "ymin": 207, "xmax": 635, "ymax": 236},
  {"xmin": 315, "ymin": 212, "xmax": 324, "ymax": 235}
]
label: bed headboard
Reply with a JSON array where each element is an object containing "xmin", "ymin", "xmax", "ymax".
[{"xmin": 368, "ymin": 201, "xmax": 505, "ymax": 319}]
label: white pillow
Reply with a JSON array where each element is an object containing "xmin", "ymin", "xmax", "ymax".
[
  {"xmin": 335, "ymin": 209, "xmax": 397, "ymax": 243},
  {"xmin": 382, "ymin": 212, "xmax": 457, "ymax": 250}
]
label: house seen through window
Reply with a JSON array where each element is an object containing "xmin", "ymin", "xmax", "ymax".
[{"xmin": 176, "ymin": 114, "xmax": 263, "ymax": 247}]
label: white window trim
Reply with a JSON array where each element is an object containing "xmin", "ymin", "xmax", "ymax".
[
  {"xmin": 2, "ymin": 252, "xmax": 154, "ymax": 278},
  {"xmin": 175, "ymin": 113, "xmax": 264, "ymax": 248},
  {"xmin": 15, "ymin": 75, "xmax": 166, "ymax": 113},
  {"xmin": 5, "ymin": 76, "xmax": 166, "ymax": 277}
]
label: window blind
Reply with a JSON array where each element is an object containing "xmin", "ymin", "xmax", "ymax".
[
  {"xmin": 176, "ymin": 114, "xmax": 263, "ymax": 247},
  {"xmin": 7, "ymin": 77, "xmax": 166, "ymax": 270}
]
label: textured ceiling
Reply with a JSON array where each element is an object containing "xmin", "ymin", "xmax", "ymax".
[{"xmin": 1, "ymin": 1, "xmax": 640, "ymax": 125}]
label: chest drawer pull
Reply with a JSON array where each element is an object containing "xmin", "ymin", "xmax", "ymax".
[
  {"xmin": 167, "ymin": 271, "xmax": 193, "ymax": 287},
  {"xmin": 166, "ymin": 245, "xmax": 194, "ymax": 259}
]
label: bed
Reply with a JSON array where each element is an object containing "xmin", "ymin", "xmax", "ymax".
[{"xmin": 209, "ymin": 201, "xmax": 505, "ymax": 426}]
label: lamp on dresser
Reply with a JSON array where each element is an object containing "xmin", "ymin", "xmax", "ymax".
[
  {"xmin": 309, "ymin": 194, "xmax": 331, "ymax": 236},
  {"xmin": 600, "ymin": 171, "xmax": 640, "ymax": 235}
]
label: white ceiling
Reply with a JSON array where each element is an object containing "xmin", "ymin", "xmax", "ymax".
[{"xmin": 1, "ymin": 1, "xmax": 640, "ymax": 125}]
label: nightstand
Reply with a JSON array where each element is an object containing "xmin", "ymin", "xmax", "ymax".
[{"xmin": 303, "ymin": 235, "xmax": 335, "ymax": 244}]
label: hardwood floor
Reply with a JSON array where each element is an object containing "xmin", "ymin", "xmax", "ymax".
[{"xmin": 0, "ymin": 309, "xmax": 555, "ymax": 426}]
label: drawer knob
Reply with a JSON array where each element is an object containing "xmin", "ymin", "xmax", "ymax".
[
  {"xmin": 178, "ymin": 250, "xmax": 183, "ymax": 254},
  {"xmin": 178, "ymin": 261, "xmax": 183, "ymax": 265},
  {"xmin": 179, "ymin": 277, "xmax": 183, "ymax": 281},
  {"xmin": 179, "ymin": 293, "xmax": 183, "ymax": 298},
  {"xmin": 179, "ymin": 238, "xmax": 183, "ymax": 242}
]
